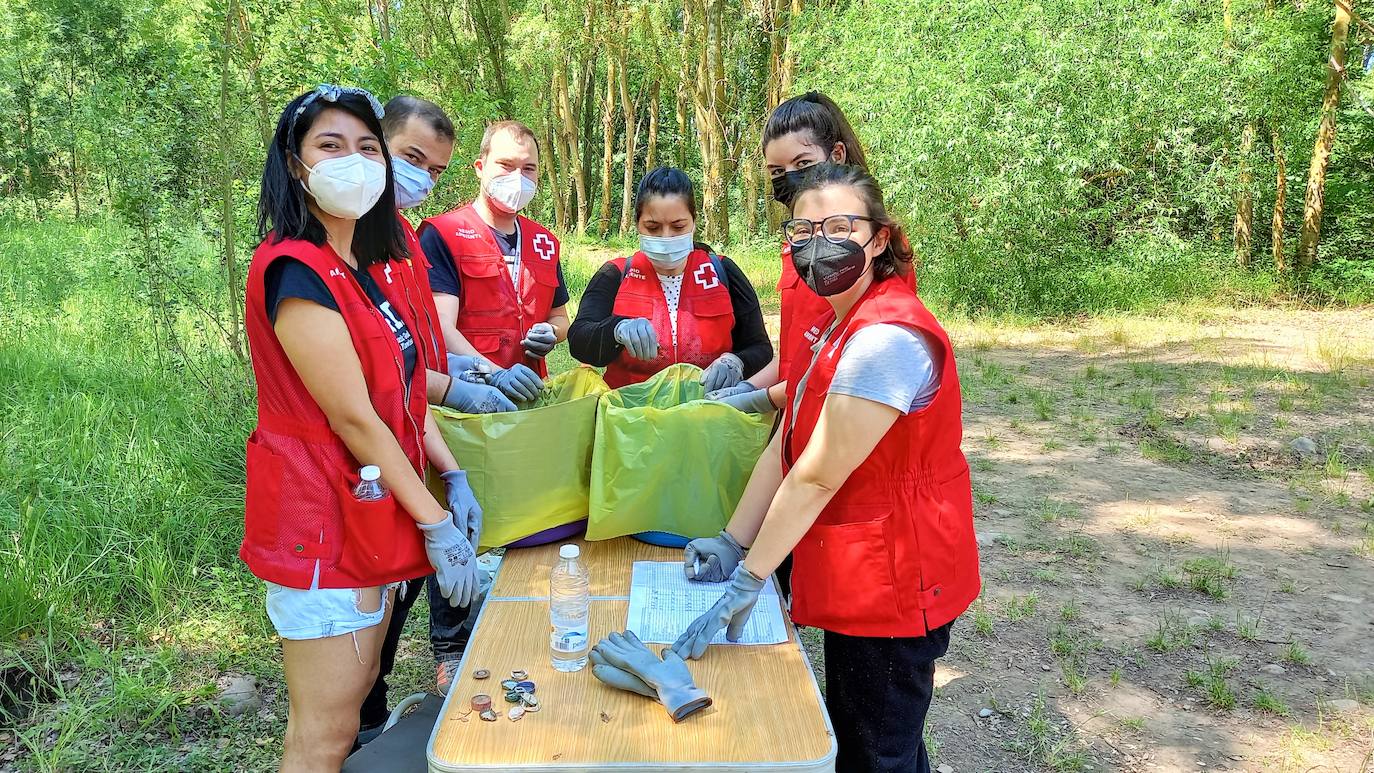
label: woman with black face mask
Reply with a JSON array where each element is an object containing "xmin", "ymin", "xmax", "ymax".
[
  {"xmin": 703, "ymin": 92, "xmax": 868, "ymax": 413},
  {"xmin": 673, "ymin": 164, "xmax": 980, "ymax": 773}
]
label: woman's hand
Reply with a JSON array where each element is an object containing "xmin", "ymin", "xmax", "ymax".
[
  {"xmin": 670, "ymin": 565, "xmax": 766, "ymax": 660},
  {"xmin": 418, "ymin": 513, "xmax": 480, "ymax": 607},
  {"xmin": 614, "ymin": 318, "xmax": 658, "ymax": 360},
  {"xmin": 441, "ymin": 469, "xmax": 482, "ymax": 550},
  {"xmin": 682, "ymin": 530, "xmax": 747, "ymax": 582}
]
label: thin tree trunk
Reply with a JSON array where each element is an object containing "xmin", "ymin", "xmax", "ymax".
[
  {"xmin": 220, "ymin": 0, "xmax": 246, "ymax": 363},
  {"xmin": 65, "ymin": 64, "xmax": 81, "ymax": 219},
  {"xmin": 577, "ymin": 57, "xmax": 597, "ymax": 232},
  {"xmin": 1233, "ymin": 122, "xmax": 1255, "ymax": 267},
  {"xmin": 1272, "ymin": 126, "xmax": 1287, "ymax": 273},
  {"xmin": 618, "ymin": 50, "xmax": 638, "ymax": 235},
  {"xmin": 646, "ymin": 81, "xmax": 659, "ymax": 170},
  {"xmin": 598, "ymin": 54, "xmax": 617, "ymax": 235},
  {"xmin": 558, "ymin": 58, "xmax": 589, "ymax": 235},
  {"xmin": 1296, "ymin": 0, "xmax": 1352, "ymax": 268}
]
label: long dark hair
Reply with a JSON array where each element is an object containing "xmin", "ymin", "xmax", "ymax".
[
  {"xmin": 795, "ymin": 164, "xmax": 913, "ymax": 281},
  {"xmin": 762, "ymin": 92, "xmax": 868, "ymax": 172},
  {"xmin": 257, "ymin": 87, "xmax": 407, "ymax": 268}
]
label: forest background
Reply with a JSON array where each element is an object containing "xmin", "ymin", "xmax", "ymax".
[{"xmin": 2, "ymin": 0, "xmax": 1374, "ymax": 768}]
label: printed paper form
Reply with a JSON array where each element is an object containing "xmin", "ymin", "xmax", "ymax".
[{"xmin": 626, "ymin": 561, "xmax": 789, "ymax": 646}]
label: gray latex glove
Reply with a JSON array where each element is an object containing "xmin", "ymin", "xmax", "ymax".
[
  {"xmin": 440, "ymin": 469, "xmax": 482, "ymax": 550},
  {"xmin": 521, "ymin": 322, "xmax": 558, "ymax": 359},
  {"xmin": 589, "ymin": 648, "xmax": 656, "ymax": 699},
  {"xmin": 700, "ymin": 353, "xmax": 745, "ymax": 393},
  {"xmin": 683, "ymin": 530, "xmax": 746, "ymax": 582},
  {"xmin": 593, "ymin": 630, "xmax": 712, "ymax": 722},
  {"xmin": 441, "ymin": 374, "xmax": 517, "ymax": 414},
  {"xmin": 712, "ymin": 386, "xmax": 776, "ymax": 414},
  {"xmin": 487, "ymin": 362, "xmax": 544, "ymax": 403},
  {"xmin": 670, "ymin": 565, "xmax": 766, "ymax": 660},
  {"xmin": 705, "ymin": 381, "xmax": 755, "ymax": 401},
  {"xmin": 614, "ymin": 318, "xmax": 659, "ymax": 361},
  {"xmin": 418, "ymin": 512, "xmax": 479, "ymax": 608},
  {"xmin": 446, "ymin": 352, "xmax": 484, "ymax": 374}
]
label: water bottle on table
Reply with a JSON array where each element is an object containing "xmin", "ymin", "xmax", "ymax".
[{"xmin": 549, "ymin": 543, "xmax": 590, "ymax": 672}]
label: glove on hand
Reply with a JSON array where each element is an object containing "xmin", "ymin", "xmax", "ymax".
[
  {"xmin": 593, "ymin": 630, "xmax": 712, "ymax": 721},
  {"xmin": 613, "ymin": 318, "xmax": 659, "ymax": 361},
  {"xmin": 671, "ymin": 565, "xmax": 766, "ymax": 660},
  {"xmin": 704, "ymin": 381, "xmax": 754, "ymax": 401},
  {"xmin": 712, "ymin": 386, "xmax": 776, "ymax": 414},
  {"xmin": 440, "ymin": 469, "xmax": 482, "ymax": 550},
  {"xmin": 521, "ymin": 323, "xmax": 558, "ymax": 358},
  {"xmin": 418, "ymin": 512, "xmax": 479, "ymax": 608},
  {"xmin": 683, "ymin": 530, "xmax": 747, "ymax": 582},
  {"xmin": 700, "ymin": 353, "xmax": 745, "ymax": 393},
  {"xmin": 487, "ymin": 362, "xmax": 544, "ymax": 403},
  {"xmin": 441, "ymin": 375, "xmax": 517, "ymax": 414}
]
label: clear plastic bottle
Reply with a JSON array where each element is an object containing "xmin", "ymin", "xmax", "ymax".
[
  {"xmin": 549, "ymin": 544, "xmax": 591, "ymax": 672},
  {"xmin": 353, "ymin": 465, "xmax": 386, "ymax": 501}
]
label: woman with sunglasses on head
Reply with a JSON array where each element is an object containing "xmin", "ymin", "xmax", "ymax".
[
  {"xmin": 243, "ymin": 85, "xmax": 481, "ymax": 771},
  {"xmin": 672, "ymin": 164, "xmax": 980, "ymax": 773}
]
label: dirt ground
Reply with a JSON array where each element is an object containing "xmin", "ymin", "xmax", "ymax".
[{"xmin": 905, "ymin": 306, "xmax": 1374, "ymax": 772}]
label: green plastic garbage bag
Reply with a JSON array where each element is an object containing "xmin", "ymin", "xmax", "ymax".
[
  {"xmin": 586, "ymin": 364, "xmax": 773, "ymax": 541},
  {"xmin": 430, "ymin": 367, "xmax": 609, "ymax": 550}
]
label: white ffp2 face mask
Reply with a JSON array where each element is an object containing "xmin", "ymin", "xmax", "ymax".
[
  {"xmin": 639, "ymin": 231, "xmax": 695, "ymax": 270},
  {"xmin": 300, "ymin": 153, "xmax": 388, "ymax": 219},
  {"xmin": 485, "ymin": 169, "xmax": 538, "ymax": 213}
]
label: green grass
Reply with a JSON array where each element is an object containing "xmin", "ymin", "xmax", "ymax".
[{"xmin": 1181, "ymin": 551, "xmax": 1238, "ymax": 599}]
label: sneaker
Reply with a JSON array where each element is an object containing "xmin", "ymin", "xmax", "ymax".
[{"xmin": 436, "ymin": 656, "xmax": 462, "ymax": 695}]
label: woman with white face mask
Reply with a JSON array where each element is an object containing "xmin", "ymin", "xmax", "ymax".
[
  {"xmin": 567, "ymin": 166, "xmax": 772, "ymax": 389},
  {"xmin": 243, "ymin": 85, "xmax": 482, "ymax": 771}
]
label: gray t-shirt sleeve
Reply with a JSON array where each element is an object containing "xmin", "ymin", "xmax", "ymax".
[{"xmin": 828, "ymin": 323, "xmax": 942, "ymax": 414}]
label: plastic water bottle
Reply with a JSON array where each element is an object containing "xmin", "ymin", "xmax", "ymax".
[
  {"xmin": 549, "ymin": 544, "xmax": 590, "ymax": 672},
  {"xmin": 353, "ymin": 465, "xmax": 386, "ymax": 501}
]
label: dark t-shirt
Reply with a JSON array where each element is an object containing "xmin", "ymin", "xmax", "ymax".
[
  {"xmin": 422, "ymin": 225, "xmax": 570, "ymax": 307},
  {"xmin": 264, "ymin": 258, "xmax": 418, "ymax": 383}
]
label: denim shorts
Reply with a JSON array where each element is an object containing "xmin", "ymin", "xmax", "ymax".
[{"xmin": 265, "ymin": 580, "xmax": 401, "ymax": 641}]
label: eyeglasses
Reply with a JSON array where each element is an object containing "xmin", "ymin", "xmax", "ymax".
[
  {"xmin": 782, "ymin": 214, "xmax": 876, "ymax": 246},
  {"xmin": 287, "ymin": 84, "xmax": 386, "ymax": 148}
]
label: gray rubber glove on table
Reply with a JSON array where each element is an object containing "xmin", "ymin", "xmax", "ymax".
[
  {"xmin": 487, "ymin": 362, "xmax": 544, "ymax": 403},
  {"xmin": 711, "ymin": 386, "xmax": 776, "ymax": 414},
  {"xmin": 418, "ymin": 512, "xmax": 479, "ymax": 608},
  {"xmin": 683, "ymin": 529, "xmax": 747, "ymax": 582},
  {"xmin": 440, "ymin": 469, "xmax": 482, "ymax": 550},
  {"xmin": 521, "ymin": 322, "xmax": 558, "ymax": 359},
  {"xmin": 614, "ymin": 318, "xmax": 659, "ymax": 361},
  {"xmin": 592, "ymin": 630, "xmax": 712, "ymax": 721},
  {"xmin": 589, "ymin": 649, "xmax": 656, "ymax": 699},
  {"xmin": 699, "ymin": 352, "xmax": 745, "ymax": 393},
  {"xmin": 671, "ymin": 565, "xmax": 766, "ymax": 660}
]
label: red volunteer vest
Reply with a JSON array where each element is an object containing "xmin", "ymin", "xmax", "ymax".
[
  {"xmin": 781, "ymin": 277, "xmax": 980, "ymax": 637},
  {"xmin": 398, "ymin": 212, "xmax": 447, "ymax": 375},
  {"xmin": 778, "ymin": 241, "xmax": 919, "ymax": 382},
  {"xmin": 242, "ymin": 235, "xmax": 433, "ymax": 589},
  {"xmin": 602, "ymin": 250, "xmax": 735, "ymax": 388},
  {"xmin": 420, "ymin": 204, "xmax": 561, "ymax": 377}
]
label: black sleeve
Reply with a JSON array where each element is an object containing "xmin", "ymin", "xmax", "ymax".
[
  {"xmin": 264, "ymin": 258, "xmax": 338, "ymax": 323},
  {"xmin": 421, "ymin": 226, "xmax": 461, "ymax": 297},
  {"xmin": 721, "ymin": 257, "xmax": 774, "ymax": 378},
  {"xmin": 567, "ymin": 262, "xmax": 628, "ymax": 367},
  {"xmin": 552, "ymin": 261, "xmax": 570, "ymax": 308}
]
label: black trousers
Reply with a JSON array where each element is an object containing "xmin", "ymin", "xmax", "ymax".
[{"xmin": 823, "ymin": 622, "xmax": 952, "ymax": 773}]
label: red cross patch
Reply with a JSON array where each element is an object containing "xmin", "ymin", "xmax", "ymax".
[
  {"xmin": 532, "ymin": 233, "xmax": 556, "ymax": 261},
  {"xmin": 693, "ymin": 262, "xmax": 720, "ymax": 290}
]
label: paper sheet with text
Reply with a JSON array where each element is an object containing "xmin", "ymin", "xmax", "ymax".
[{"xmin": 625, "ymin": 561, "xmax": 789, "ymax": 646}]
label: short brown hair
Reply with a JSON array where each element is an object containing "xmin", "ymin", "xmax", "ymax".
[
  {"xmin": 794, "ymin": 163, "xmax": 915, "ymax": 282},
  {"xmin": 478, "ymin": 120, "xmax": 539, "ymax": 159},
  {"xmin": 382, "ymin": 95, "xmax": 455, "ymax": 142}
]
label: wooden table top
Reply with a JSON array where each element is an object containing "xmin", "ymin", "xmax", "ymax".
[{"xmin": 427, "ymin": 538, "xmax": 835, "ymax": 772}]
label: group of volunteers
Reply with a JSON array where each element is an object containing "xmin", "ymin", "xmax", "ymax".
[{"xmin": 241, "ymin": 80, "xmax": 979, "ymax": 773}]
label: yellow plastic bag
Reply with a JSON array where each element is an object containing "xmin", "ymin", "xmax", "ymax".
[
  {"xmin": 430, "ymin": 367, "xmax": 609, "ymax": 550},
  {"xmin": 586, "ymin": 364, "xmax": 773, "ymax": 541}
]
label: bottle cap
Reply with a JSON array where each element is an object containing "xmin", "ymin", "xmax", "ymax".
[
  {"xmin": 559, "ymin": 544, "xmax": 580, "ymax": 559},
  {"xmin": 360, "ymin": 465, "xmax": 381, "ymax": 482}
]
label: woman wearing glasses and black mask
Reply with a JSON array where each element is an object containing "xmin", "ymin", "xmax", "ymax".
[{"xmin": 672, "ymin": 164, "xmax": 980, "ymax": 773}]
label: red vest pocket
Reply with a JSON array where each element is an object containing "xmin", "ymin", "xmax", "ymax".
[
  {"xmin": 686, "ymin": 291, "xmax": 734, "ymax": 357},
  {"xmin": 913, "ymin": 467, "xmax": 974, "ymax": 607},
  {"xmin": 465, "ymin": 332, "xmax": 505, "ymax": 357},
  {"xmin": 243, "ymin": 434, "xmax": 281, "ymax": 548},
  {"xmin": 335, "ymin": 470, "xmax": 405, "ymax": 582},
  {"xmin": 456, "ymin": 258, "xmax": 508, "ymax": 313},
  {"xmin": 791, "ymin": 509, "xmax": 901, "ymax": 631}
]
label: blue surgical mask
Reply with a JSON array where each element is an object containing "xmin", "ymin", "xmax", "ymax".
[
  {"xmin": 392, "ymin": 155, "xmax": 435, "ymax": 209},
  {"xmin": 639, "ymin": 231, "xmax": 695, "ymax": 270}
]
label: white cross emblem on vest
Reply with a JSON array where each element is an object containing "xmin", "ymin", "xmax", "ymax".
[
  {"xmin": 694, "ymin": 262, "xmax": 720, "ymax": 290},
  {"xmin": 532, "ymin": 233, "xmax": 555, "ymax": 262},
  {"xmin": 383, "ymin": 264, "xmax": 394, "ymax": 284}
]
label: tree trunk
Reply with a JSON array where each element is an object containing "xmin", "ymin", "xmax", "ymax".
[
  {"xmin": 538, "ymin": 85, "xmax": 567, "ymax": 232},
  {"xmin": 1272, "ymin": 126, "xmax": 1287, "ymax": 273},
  {"xmin": 577, "ymin": 56, "xmax": 597, "ymax": 231},
  {"xmin": 1296, "ymin": 0, "xmax": 1352, "ymax": 269},
  {"xmin": 555, "ymin": 59, "xmax": 588, "ymax": 235},
  {"xmin": 220, "ymin": 0, "xmax": 246, "ymax": 363},
  {"xmin": 65, "ymin": 64, "xmax": 80, "ymax": 220},
  {"xmin": 618, "ymin": 50, "xmax": 639, "ymax": 235},
  {"xmin": 1233, "ymin": 122, "xmax": 1254, "ymax": 267},
  {"xmin": 598, "ymin": 54, "xmax": 617, "ymax": 235},
  {"xmin": 646, "ymin": 81, "xmax": 659, "ymax": 170}
]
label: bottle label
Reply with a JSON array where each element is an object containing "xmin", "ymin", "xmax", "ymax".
[{"xmin": 551, "ymin": 629, "xmax": 587, "ymax": 653}]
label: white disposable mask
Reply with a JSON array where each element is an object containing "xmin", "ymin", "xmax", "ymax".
[
  {"xmin": 485, "ymin": 169, "xmax": 538, "ymax": 213},
  {"xmin": 300, "ymin": 153, "xmax": 387, "ymax": 219},
  {"xmin": 640, "ymin": 231, "xmax": 695, "ymax": 270},
  {"xmin": 392, "ymin": 155, "xmax": 434, "ymax": 209}
]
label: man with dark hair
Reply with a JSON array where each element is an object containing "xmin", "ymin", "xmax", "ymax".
[{"xmin": 419, "ymin": 120, "xmax": 570, "ymax": 409}]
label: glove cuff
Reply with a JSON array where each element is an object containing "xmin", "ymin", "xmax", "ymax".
[
  {"xmin": 658, "ymin": 684, "xmax": 712, "ymax": 723},
  {"xmin": 731, "ymin": 564, "xmax": 767, "ymax": 592},
  {"xmin": 417, "ymin": 511, "xmax": 458, "ymax": 534},
  {"xmin": 718, "ymin": 529, "xmax": 747, "ymax": 557},
  {"xmin": 440, "ymin": 469, "xmax": 468, "ymax": 484}
]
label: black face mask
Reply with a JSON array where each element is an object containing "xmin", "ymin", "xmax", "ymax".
[
  {"xmin": 792, "ymin": 236, "xmax": 870, "ymax": 297},
  {"xmin": 770, "ymin": 169, "xmax": 807, "ymax": 208}
]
